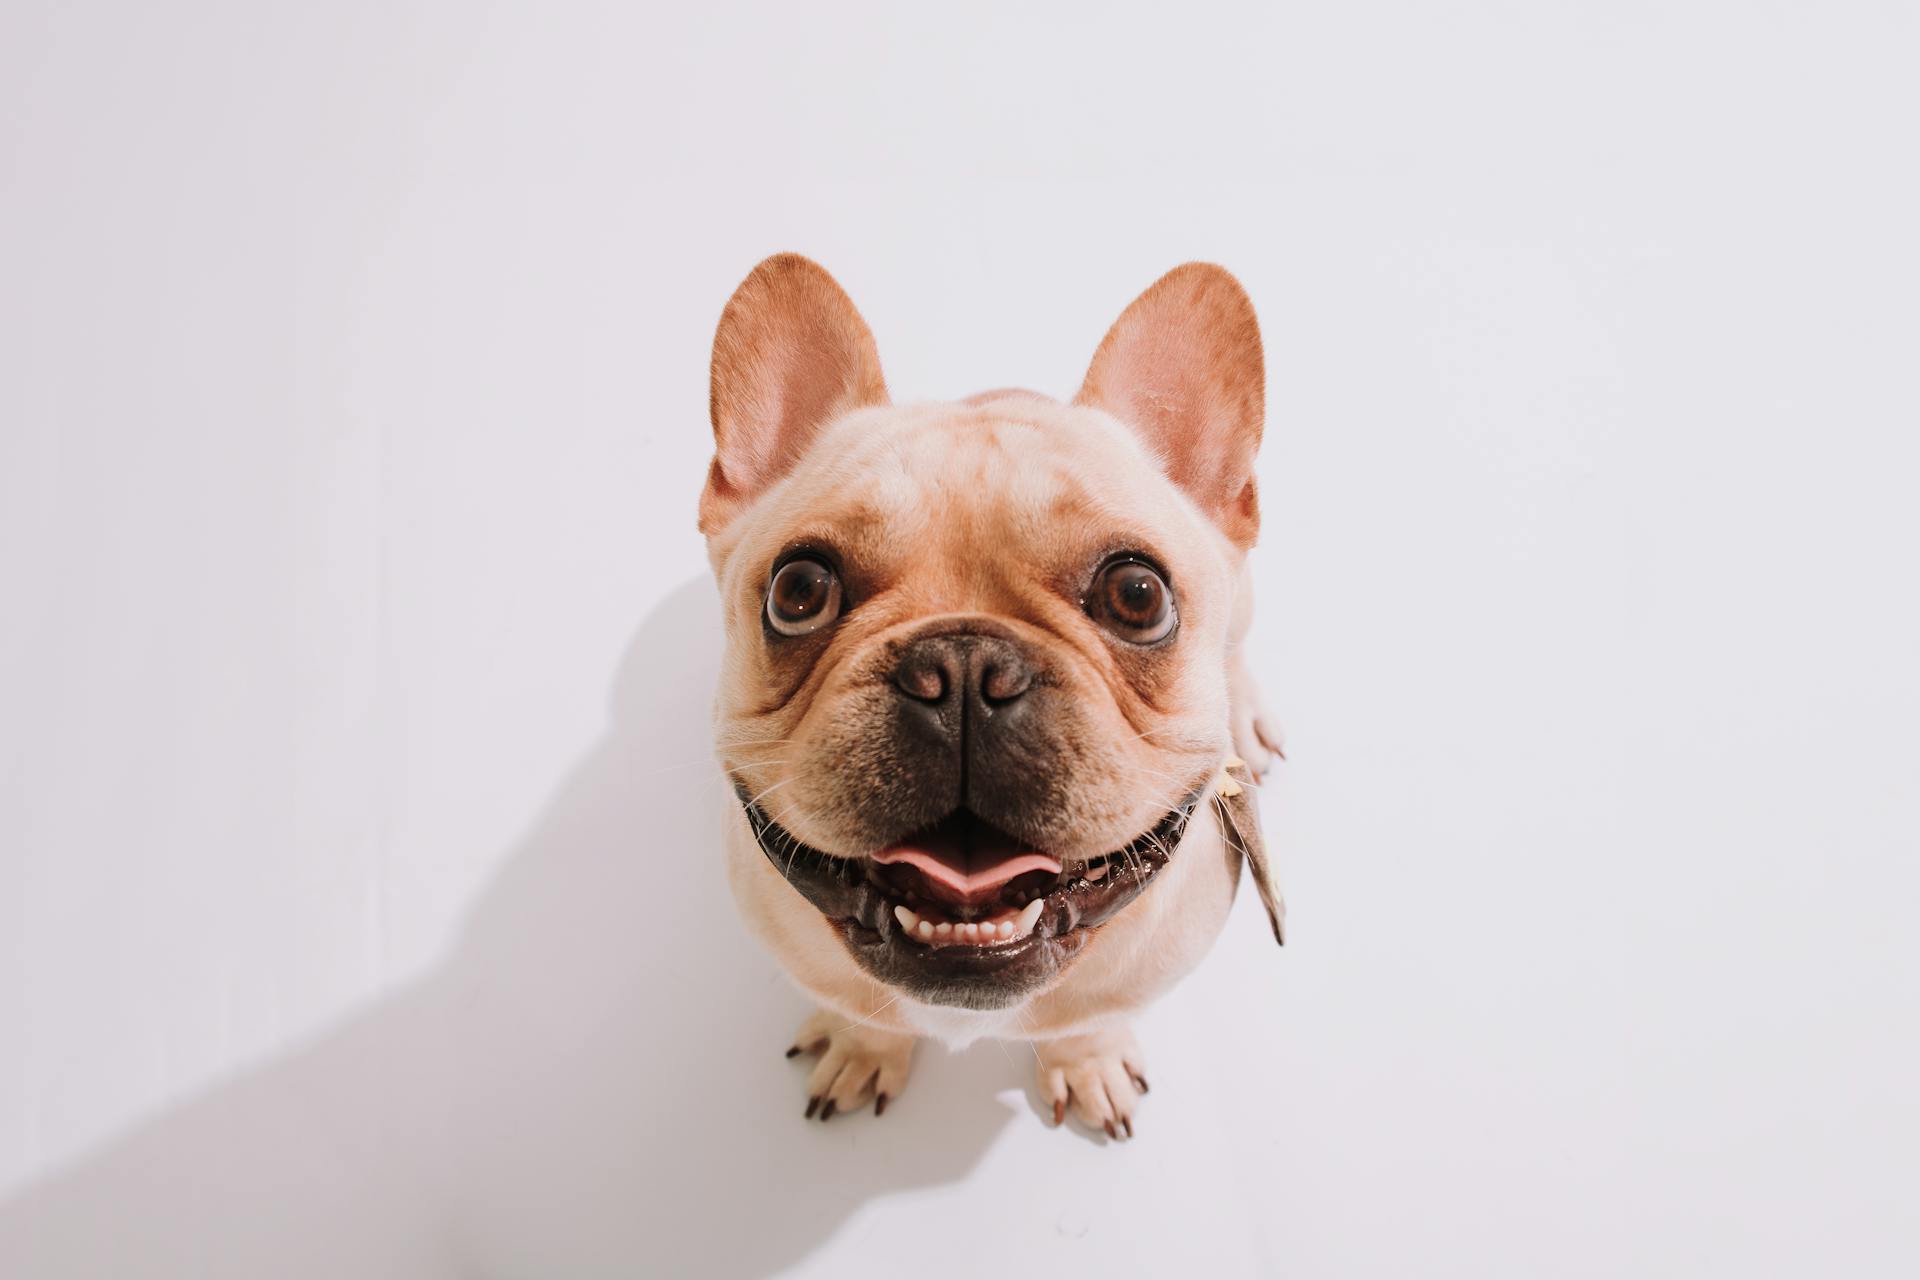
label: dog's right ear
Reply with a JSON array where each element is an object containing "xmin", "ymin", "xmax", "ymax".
[{"xmin": 700, "ymin": 254, "xmax": 889, "ymax": 535}]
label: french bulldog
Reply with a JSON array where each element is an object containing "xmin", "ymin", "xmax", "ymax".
[{"xmin": 699, "ymin": 254, "xmax": 1284, "ymax": 1138}]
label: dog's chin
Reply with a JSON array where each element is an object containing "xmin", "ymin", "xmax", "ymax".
[{"xmin": 738, "ymin": 784, "xmax": 1208, "ymax": 1011}]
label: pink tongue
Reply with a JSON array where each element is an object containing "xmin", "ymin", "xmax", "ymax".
[{"xmin": 872, "ymin": 846, "xmax": 1062, "ymax": 902}]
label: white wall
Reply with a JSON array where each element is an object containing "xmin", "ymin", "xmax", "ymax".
[{"xmin": 2, "ymin": 3, "xmax": 1915, "ymax": 1276}]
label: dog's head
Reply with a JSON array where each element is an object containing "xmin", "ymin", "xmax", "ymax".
[{"xmin": 701, "ymin": 255, "xmax": 1264, "ymax": 1009}]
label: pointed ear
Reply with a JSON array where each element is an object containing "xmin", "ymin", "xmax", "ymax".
[
  {"xmin": 1075, "ymin": 263, "xmax": 1266, "ymax": 548},
  {"xmin": 700, "ymin": 254, "xmax": 888, "ymax": 534}
]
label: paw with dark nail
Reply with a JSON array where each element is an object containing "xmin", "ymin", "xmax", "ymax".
[
  {"xmin": 1037, "ymin": 1025, "xmax": 1147, "ymax": 1142},
  {"xmin": 785, "ymin": 1009, "xmax": 914, "ymax": 1123}
]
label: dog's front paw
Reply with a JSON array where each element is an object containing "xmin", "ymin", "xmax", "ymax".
[
  {"xmin": 785, "ymin": 1008, "xmax": 915, "ymax": 1121},
  {"xmin": 1034, "ymin": 1026, "xmax": 1149, "ymax": 1141},
  {"xmin": 1228, "ymin": 654, "xmax": 1286, "ymax": 778}
]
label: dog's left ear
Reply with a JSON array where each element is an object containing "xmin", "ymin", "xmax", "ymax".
[{"xmin": 1076, "ymin": 263, "xmax": 1265, "ymax": 549}]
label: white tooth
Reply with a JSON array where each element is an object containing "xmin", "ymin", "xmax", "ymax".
[
  {"xmin": 1087, "ymin": 863, "xmax": 1109, "ymax": 881},
  {"xmin": 1017, "ymin": 899, "xmax": 1045, "ymax": 934},
  {"xmin": 997, "ymin": 921, "xmax": 1014, "ymax": 940},
  {"xmin": 917, "ymin": 920, "xmax": 934, "ymax": 940},
  {"xmin": 935, "ymin": 922, "xmax": 952, "ymax": 938},
  {"xmin": 894, "ymin": 905, "xmax": 917, "ymax": 932},
  {"xmin": 963, "ymin": 923, "xmax": 979, "ymax": 942}
]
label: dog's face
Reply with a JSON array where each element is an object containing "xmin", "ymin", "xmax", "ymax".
[{"xmin": 701, "ymin": 256, "xmax": 1264, "ymax": 1010}]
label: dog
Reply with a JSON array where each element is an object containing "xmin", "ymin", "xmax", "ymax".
[{"xmin": 699, "ymin": 254, "xmax": 1284, "ymax": 1138}]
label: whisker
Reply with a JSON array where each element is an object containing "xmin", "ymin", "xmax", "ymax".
[
  {"xmin": 1010, "ymin": 1006, "xmax": 1047, "ymax": 1073},
  {"xmin": 713, "ymin": 729, "xmax": 800, "ymax": 744},
  {"xmin": 742, "ymin": 773, "xmax": 801, "ymax": 811},
  {"xmin": 631, "ymin": 757, "xmax": 732, "ymax": 781},
  {"xmin": 837, "ymin": 989, "xmax": 903, "ymax": 1034},
  {"xmin": 757, "ymin": 797, "xmax": 817, "ymax": 880},
  {"xmin": 720, "ymin": 758, "xmax": 790, "ymax": 780}
]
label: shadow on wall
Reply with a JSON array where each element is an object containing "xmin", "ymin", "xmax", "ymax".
[{"xmin": 0, "ymin": 577, "xmax": 1015, "ymax": 1278}]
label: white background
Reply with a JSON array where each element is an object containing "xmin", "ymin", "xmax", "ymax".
[{"xmin": 3, "ymin": 2, "xmax": 1916, "ymax": 1276}]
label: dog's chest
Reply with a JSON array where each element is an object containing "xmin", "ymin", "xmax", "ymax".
[{"xmin": 902, "ymin": 1001, "xmax": 1027, "ymax": 1048}]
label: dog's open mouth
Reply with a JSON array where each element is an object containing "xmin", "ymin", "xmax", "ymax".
[{"xmin": 737, "ymin": 786, "xmax": 1206, "ymax": 1010}]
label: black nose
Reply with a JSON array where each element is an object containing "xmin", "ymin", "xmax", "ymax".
[
  {"xmin": 891, "ymin": 631, "xmax": 1035, "ymax": 724},
  {"xmin": 887, "ymin": 630, "xmax": 1050, "ymax": 814}
]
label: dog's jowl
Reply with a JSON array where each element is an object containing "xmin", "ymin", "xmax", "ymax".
[{"xmin": 699, "ymin": 254, "xmax": 1284, "ymax": 1137}]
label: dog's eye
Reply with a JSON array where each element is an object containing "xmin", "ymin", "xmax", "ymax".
[
  {"xmin": 766, "ymin": 557, "xmax": 843, "ymax": 636},
  {"xmin": 1091, "ymin": 558, "xmax": 1175, "ymax": 643}
]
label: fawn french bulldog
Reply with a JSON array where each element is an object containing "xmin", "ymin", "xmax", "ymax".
[{"xmin": 700, "ymin": 255, "xmax": 1283, "ymax": 1138}]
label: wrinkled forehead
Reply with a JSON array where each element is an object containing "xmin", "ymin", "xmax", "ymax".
[{"xmin": 762, "ymin": 401, "xmax": 1189, "ymax": 564}]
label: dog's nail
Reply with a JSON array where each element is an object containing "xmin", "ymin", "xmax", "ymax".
[
  {"xmin": 804, "ymin": 1096, "xmax": 821, "ymax": 1119},
  {"xmin": 1121, "ymin": 1116, "xmax": 1133, "ymax": 1138},
  {"xmin": 875, "ymin": 1092, "xmax": 889, "ymax": 1117},
  {"xmin": 1052, "ymin": 1098, "xmax": 1065, "ymax": 1127},
  {"xmin": 820, "ymin": 1099, "xmax": 837, "ymax": 1121},
  {"xmin": 1103, "ymin": 1119, "xmax": 1118, "ymax": 1140},
  {"xmin": 785, "ymin": 1046, "xmax": 801, "ymax": 1059}
]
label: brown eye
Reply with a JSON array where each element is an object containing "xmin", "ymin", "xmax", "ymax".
[
  {"xmin": 766, "ymin": 557, "xmax": 843, "ymax": 636},
  {"xmin": 1092, "ymin": 558, "xmax": 1176, "ymax": 642}
]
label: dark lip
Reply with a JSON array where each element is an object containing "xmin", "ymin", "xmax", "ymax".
[{"xmin": 736, "ymin": 782, "xmax": 1208, "ymax": 1010}]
